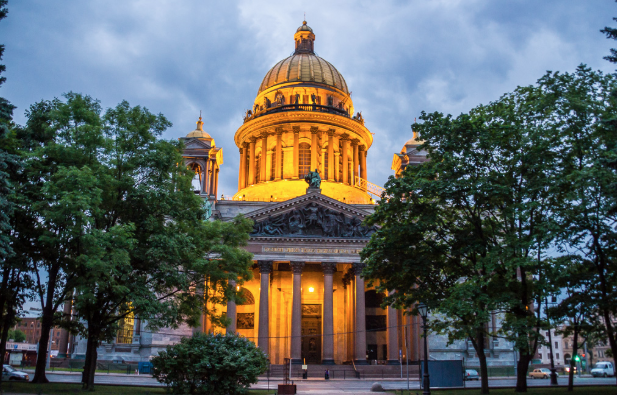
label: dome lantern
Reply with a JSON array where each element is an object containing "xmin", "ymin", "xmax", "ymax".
[
  {"xmin": 294, "ymin": 21, "xmax": 315, "ymax": 54},
  {"xmin": 186, "ymin": 114, "xmax": 215, "ymax": 146}
]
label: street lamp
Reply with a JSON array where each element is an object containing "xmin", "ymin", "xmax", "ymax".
[{"xmin": 418, "ymin": 303, "xmax": 430, "ymax": 395}]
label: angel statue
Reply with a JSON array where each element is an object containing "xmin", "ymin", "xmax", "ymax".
[{"xmin": 304, "ymin": 168, "xmax": 321, "ymax": 188}]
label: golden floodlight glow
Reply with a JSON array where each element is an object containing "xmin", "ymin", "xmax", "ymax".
[
  {"xmin": 308, "ymin": 287, "xmax": 315, "ymax": 293},
  {"xmin": 236, "ymin": 285, "xmax": 240, "ymax": 291}
]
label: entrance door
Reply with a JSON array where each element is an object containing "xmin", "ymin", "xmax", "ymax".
[{"xmin": 301, "ymin": 304, "xmax": 322, "ymax": 364}]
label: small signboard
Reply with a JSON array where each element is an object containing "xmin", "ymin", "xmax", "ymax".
[{"xmin": 302, "ymin": 365, "xmax": 307, "ymax": 370}]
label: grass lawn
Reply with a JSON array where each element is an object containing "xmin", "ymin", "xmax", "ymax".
[
  {"xmin": 0, "ymin": 382, "xmax": 280, "ymax": 394},
  {"xmin": 394, "ymin": 387, "xmax": 617, "ymax": 395}
]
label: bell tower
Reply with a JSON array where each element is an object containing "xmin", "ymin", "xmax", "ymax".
[{"xmin": 180, "ymin": 116, "xmax": 223, "ymax": 199}]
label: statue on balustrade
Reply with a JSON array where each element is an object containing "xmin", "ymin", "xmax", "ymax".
[{"xmin": 304, "ymin": 168, "xmax": 321, "ymax": 188}]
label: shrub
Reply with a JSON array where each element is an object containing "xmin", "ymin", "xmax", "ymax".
[{"xmin": 151, "ymin": 332, "xmax": 268, "ymax": 395}]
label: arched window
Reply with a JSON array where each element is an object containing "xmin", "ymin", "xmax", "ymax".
[
  {"xmin": 189, "ymin": 163, "xmax": 202, "ymax": 192},
  {"xmin": 237, "ymin": 288, "xmax": 255, "ymax": 305},
  {"xmin": 299, "ymin": 142, "xmax": 311, "ymax": 178}
]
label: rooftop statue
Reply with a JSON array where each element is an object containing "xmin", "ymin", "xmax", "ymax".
[{"xmin": 304, "ymin": 168, "xmax": 321, "ymax": 188}]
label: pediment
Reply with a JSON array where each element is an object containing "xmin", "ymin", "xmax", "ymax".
[
  {"xmin": 246, "ymin": 192, "xmax": 376, "ymax": 239},
  {"xmin": 184, "ymin": 138, "xmax": 211, "ymax": 150}
]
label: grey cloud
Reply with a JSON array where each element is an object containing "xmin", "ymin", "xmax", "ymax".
[{"xmin": 0, "ymin": 0, "xmax": 615, "ymax": 196}]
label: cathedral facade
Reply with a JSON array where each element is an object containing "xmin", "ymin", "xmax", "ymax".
[{"xmin": 72, "ymin": 21, "xmax": 517, "ymax": 370}]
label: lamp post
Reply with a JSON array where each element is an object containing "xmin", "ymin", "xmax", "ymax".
[
  {"xmin": 545, "ymin": 297, "xmax": 558, "ymax": 385},
  {"xmin": 418, "ymin": 303, "xmax": 430, "ymax": 395}
]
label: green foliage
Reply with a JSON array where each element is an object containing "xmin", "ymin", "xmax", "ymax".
[
  {"xmin": 152, "ymin": 333, "xmax": 268, "ymax": 395},
  {"xmin": 362, "ymin": 65, "xmax": 617, "ymax": 393},
  {"xmin": 12, "ymin": 93, "xmax": 254, "ymax": 386},
  {"xmin": 7, "ymin": 328, "xmax": 25, "ymax": 342}
]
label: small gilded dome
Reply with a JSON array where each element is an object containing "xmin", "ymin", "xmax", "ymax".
[
  {"xmin": 297, "ymin": 20, "xmax": 313, "ymax": 32},
  {"xmin": 186, "ymin": 116, "xmax": 215, "ymax": 145}
]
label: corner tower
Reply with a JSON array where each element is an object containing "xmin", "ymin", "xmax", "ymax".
[{"xmin": 233, "ymin": 21, "xmax": 372, "ymax": 203}]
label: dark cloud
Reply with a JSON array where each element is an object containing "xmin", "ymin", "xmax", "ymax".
[{"xmin": 1, "ymin": 0, "xmax": 615, "ymax": 196}]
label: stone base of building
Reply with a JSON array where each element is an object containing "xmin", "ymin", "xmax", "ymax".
[
  {"xmin": 354, "ymin": 359, "xmax": 369, "ymax": 365},
  {"xmin": 386, "ymin": 359, "xmax": 400, "ymax": 365},
  {"xmin": 321, "ymin": 359, "xmax": 336, "ymax": 365}
]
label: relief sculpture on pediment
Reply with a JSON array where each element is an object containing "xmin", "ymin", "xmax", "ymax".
[{"xmin": 251, "ymin": 203, "xmax": 376, "ymax": 238}]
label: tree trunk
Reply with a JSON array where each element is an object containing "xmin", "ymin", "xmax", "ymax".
[
  {"xmin": 568, "ymin": 326, "xmax": 579, "ymax": 392},
  {"xmin": 515, "ymin": 351, "xmax": 532, "ymax": 392},
  {"xmin": 0, "ymin": 302, "xmax": 15, "ymax": 393},
  {"xmin": 475, "ymin": 331, "xmax": 490, "ymax": 394},
  {"xmin": 82, "ymin": 326, "xmax": 99, "ymax": 391},
  {"xmin": 32, "ymin": 308, "xmax": 54, "ymax": 383}
]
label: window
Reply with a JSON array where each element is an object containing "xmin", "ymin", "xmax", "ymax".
[
  {"xmin": 255, "ymin": 154, "xmax": 261, "ymax": 183},
  {"xmin": 556, "ymin": 353, "xmax": 560, "ymax": 360},
  {"xmin": 299, "ymin": 143, "xmax": 311, "ymax": 178},
  {"xmin": 271, "ymin": 151, "xmax": 276, "ymax": 180},
  {"xmin": 551, "ymin": 295, "xmax": 557, "ymax": 303},
  {"xmin": 555, "ymin": 341, "xmax": 559, "ymax": 349},
  {"xmin": 116, "ymin": 310, "xmax": 134, "ymax": 344},
  {"xmin": 303, "ymin": 95, "xmax": 309, "ymax": 104}
]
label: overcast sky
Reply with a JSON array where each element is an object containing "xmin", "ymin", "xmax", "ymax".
[{"xmin": 1, "ymin": 0, "xmax": 616, "ymax": 197}]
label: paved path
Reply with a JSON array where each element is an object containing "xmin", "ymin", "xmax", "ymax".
[{"xmin": 15, "ymin": 371, "xmax": 617, "ymax": 393}]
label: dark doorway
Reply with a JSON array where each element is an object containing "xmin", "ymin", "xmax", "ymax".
[
  {"xmin": 301, "ymin": 304, "xmax": 322, "ymax": 364},
  {"xmin": 367, "ymin": 344, "xmax": 378, "ymax": 361}
]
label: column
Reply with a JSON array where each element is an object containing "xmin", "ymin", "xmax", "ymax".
[
  {"xmin": 334, "ymin": 152, "xmax": 340, "ymax": 182},
  {"xmin": 208, "ymin": 159, "xmax": 214, "ymax": 196},
  {"xmin": 275, "ymin": 128, "xmax": 283, "ymax": 180},
  {"xmin": 193, "ymin": 279, "xmax": 204, "ymax": 335},
  {"xmin": 203, "ymin": 158, "xmax": 211, "ymax": 195},
  {"xmin": 260, "ymin": 133, "xmax": 268, "ymax": 182},
  {"xmin": 327, "ymin": 130, "xmax": 335, "ymax": 181},
  {"xmin": 290, "ymin": 261, "xmax": 304, "ymax": 364},
  {"xmin": 258, "ymin": 261, "xmax": 272, "ymax": 355},
  {"xmin": 226, "ymin": 280, "xmax": 237, "ymax": 334},
  {"xmin": 248, "ymin": 138, "xmax": 256, "ymax": 185},
  {"xmin": 310, "ymin": 127, "xmax": 319, "ymax": 173},
  {"xmin": 322, "ymin": 262, "xmax": 336, "ymax": 364},
  {"xmin": 387, "ymin": 291, "xmax": 400, "ymax": 365},
  {"xmin": 352, "ymin": 139, "xmax": 359, "ymax": 186},
  {"xmin": 341, "ymin": 135, "xmax": 350, "ymax": 185},
  {"xmin": 359, "ymin": 145, "xmax": 367, "ymax": 181},
  {"xmin": 293, "ymin": 126, "xmax": 300, "ymax": 179},
  {"xmin": 353, "ymin": 262, "xmax": 368, "ymax": 364},
  {"xmin": 214, "ymin": 168, "xmax": 219, "ymax": 198},
  {"xmin": 238, "ymin": 145, "xmax": 246, "ymax": 190},
  {"xmin": 57, "ymin": 300, "xmax": 72, "ymax": 358}
]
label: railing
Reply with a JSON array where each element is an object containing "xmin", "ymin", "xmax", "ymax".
[
  {"xmin": 355, "ymin": 176, "xmax": 386, "ymax": 199},
  {"xmin": 244, "ymin": 103, "xmax": 365, "ymax": 125}
]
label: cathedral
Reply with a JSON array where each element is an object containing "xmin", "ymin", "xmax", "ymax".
[{"xmin": 72, "ymin": 21, "xmax": 517, "ymax": 370}]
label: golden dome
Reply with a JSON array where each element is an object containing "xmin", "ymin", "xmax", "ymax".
[
  {"xmin": 186, "ymin": 116, "xmax": 215, "ymax": 145},
  {"xmin": 296, "ymin": 20, "xmax": 313, "ymax": 32},
  {"xmin": 257, "ymin": 22, "xmax": 349, "ymax": 95}
]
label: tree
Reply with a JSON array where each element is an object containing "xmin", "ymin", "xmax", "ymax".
[
  {"xmin": 363, "ymin": 67, "xmax": 614, "ymax": 392},
  {"xmin": 548, "ymin": 256, "xmax": 603, "ymax": 391},
  {"xmin": 0, "ymin": 2, "xmax": 30, "ymax": 393},
  {"xmin": 15, "ymin": 94, "xmax": 254, "ymax": 389},
  {"xmin": 152, "ymin": 333, "xmax": 268, "ymax": 395},
  {"xmin": 7, "ymin": 328, "xmax": 25, "ymax": 343}
]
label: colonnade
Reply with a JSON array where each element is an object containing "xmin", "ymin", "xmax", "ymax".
[
  {"xmin": 225, "ymin": 260, "xmax": 400, "ymax": 365},
  {"xmin": 238, "ymin": 128, "xmax": 368, "ymax": 189}
]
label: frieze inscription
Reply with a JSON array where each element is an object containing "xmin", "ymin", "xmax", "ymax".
[{"xmin": 262, "ymin": 247, "xmax": 363, "ymax": 254}]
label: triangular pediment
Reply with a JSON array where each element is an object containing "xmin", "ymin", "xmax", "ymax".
[
  {"xmin": 184, "ymin": 138, "xmax": 211, "ymax": 150},
  {"xmin": 246, "ymin": 192, "xmax": 376, "ymax": 239}
]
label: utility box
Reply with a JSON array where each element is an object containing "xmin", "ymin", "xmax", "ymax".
[{"xmin": 420, "ymin": 360, "xmax": 464, "ymax": 388}]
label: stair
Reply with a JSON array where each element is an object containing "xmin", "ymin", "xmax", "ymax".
[{"xmin": 264, "ymin": 363, "xmax": 419, "ymax": 380}]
